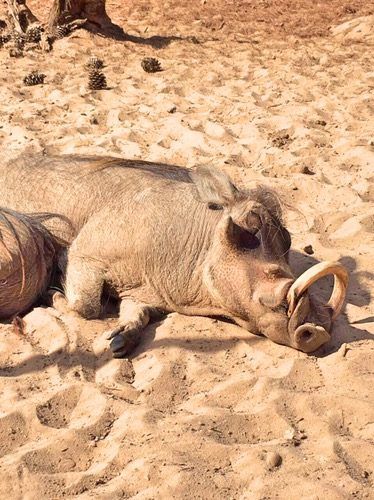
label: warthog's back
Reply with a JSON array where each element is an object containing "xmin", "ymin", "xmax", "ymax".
[{"xmin": 0, "ymin": 154, "xmax": 195, "ymax": 239}]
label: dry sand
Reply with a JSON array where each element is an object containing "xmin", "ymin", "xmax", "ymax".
[{"xmin": 0, "ymin": 1, "xmax": 373, "ymax": 498}]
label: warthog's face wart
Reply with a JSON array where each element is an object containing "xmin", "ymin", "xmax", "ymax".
[{"xmin": 192, "ymin": 167, "xmax": 348, "ymax": 353}]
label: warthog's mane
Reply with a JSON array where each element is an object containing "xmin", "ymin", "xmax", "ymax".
[
  {"xmin": 69, "ymin": 156, "xmax": 194, "ymax": 183},
  {"xmin": 58, "ymin": 156, "xmax": 291, "ymax": 241},
  {"xmin": 248, "ymin": 185, "xmax": 287, "ymax": 226},
  {"xmin": 21, "ymin": 154, "xmax": 292, "ymax": 249},
  {"xmin": 246, "ymin": 185, "xmax": 293, "ymax": 257}
]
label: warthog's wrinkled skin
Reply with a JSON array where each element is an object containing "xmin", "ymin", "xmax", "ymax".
[{"xmin": 0, "ymin": 154, "xmax": 331, "ymax": 354}]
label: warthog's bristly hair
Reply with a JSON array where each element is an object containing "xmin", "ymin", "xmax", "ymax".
[
  {"xmin": 0, "ymin": 209, "xmax": 27, "ymax": 294},
  {"xmin": 248, "ymin": 185, "xmax": 293, "ymax": 254},
  {"xmin": 74, "ymin": 156, "xmax": 194, "ymax": 183},
  {"xmin": 249, "ymin": 185, "xmax": 285, "ymax": 226},
  {"xmin": 0, "ymin": 208, "xmax": 61, "ymax": 318}
]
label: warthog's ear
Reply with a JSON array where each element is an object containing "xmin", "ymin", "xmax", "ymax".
[{"xmin": 190, "ymin": 166, "xmax": 240, "ymax": 207}]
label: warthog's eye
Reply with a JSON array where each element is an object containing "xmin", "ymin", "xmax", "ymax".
[
  {"xmin": 232, "ymin": 223, "xmax": 261, "ymax": 250},
  {"xmin": 239, "ymin": 231, "xmax": 261, "ymax": 250}
]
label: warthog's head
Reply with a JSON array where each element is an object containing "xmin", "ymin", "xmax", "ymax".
[{"xmin": 192, "ymin": 167, "xmax": 348, "ymax": 353}]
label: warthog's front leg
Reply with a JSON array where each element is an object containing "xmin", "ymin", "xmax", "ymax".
[
  {"xmin": 106, "ymin": 299, "xmax": 152, "ymax": 358},
  {"xmin": 64, "ymin": 254, "xmax": 104, "ymax": 319}
]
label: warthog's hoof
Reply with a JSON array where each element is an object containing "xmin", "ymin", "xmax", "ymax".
[
  {"xmin": 47, "ymin": 290, "xmax": 73, "ymax": 314},
  {"xmin": 107, "ymin": 327, "xmax": 142, "ymax": 358}
]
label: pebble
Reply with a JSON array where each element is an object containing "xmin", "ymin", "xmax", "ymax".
[
  {"xmin": 58, "ymin": 457, "xmax": 76, "ymax": 470},
  {"xmin": 266, "ymin": 451, "xmax": 282, "ymax": 469},
  {"xmin": 205, "ymin": 120, "xmax": 226, "ymax": 139},
  {"xmin": 301, "ymin": 165, "xmax": 314, "ymax": 175},
  {"xmin": 284, "ymin": 428, "xmax": 295, "ymax": 440},
  {"xmin": 330, "ymin": 218, "xmax": 362, "ymax": 240},
  {"xmin": 319, "ymin": 54, "xmax": 329, "ymax": 65},
  {"xmin": 303, "ymin": 244, "xmax": 314, "ymax": 255},
  {"xmin": 290, "ymin": 165, "xmax": 314, "ymax": 175}
]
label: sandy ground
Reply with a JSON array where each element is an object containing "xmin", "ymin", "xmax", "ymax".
[{"xmin": 0, "ymin": 1, "xmax": 373, "ymax": 498}]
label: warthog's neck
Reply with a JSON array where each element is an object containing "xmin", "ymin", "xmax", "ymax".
[{"xmin": 115, "ymin": 200, "xmax": 227, "ymax": 317}]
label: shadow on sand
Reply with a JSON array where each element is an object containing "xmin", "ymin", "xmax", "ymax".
[
  {"xmin": 85, "ymin": 20, "xmax": 194, "ymax": 48},
  {"xmin": 0, "ymin": 328, "xmax": 263, "ymax": 378}
]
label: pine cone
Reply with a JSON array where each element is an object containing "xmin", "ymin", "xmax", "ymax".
[
  {"xmin": 55, "ymin": 24, "xmax": 71, "ymax": 39},
  {"xmin": 26, "ymin": 25, "xmax": 43, "ymax": 43},
  {"xmin": 0, "ymin": 34, "xmax": 11, "ymax": 46},
  {"xmin": 9, "ymin": 47, "xmax": 23, "ymax": 58},
  {"xmin": 23, "ymin": 71, "xmax": 46, "ymax": 86},
  {"xmin": 85, "ymin": 56, "xmax": 104, "ymax": 70},
  {"xmin": 88, "ymin": 69, "xmax": 107, "ymax": 90},
  {"xmin": 12, "ymin": 31, "xmax": 26, "ymax": 50},
  {"xmin": 141, "ymin": 57, "xmax": 162, "ymax": 73}
]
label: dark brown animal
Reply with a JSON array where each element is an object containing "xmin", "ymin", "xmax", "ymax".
[{"xmin": 0, "ymin": 208, "xmax": 57, "ymax": 318}]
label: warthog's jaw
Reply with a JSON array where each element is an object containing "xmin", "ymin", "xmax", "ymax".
[{"xmin": 286, "ymin": 261, "xmax": 349, "ymax": 353}]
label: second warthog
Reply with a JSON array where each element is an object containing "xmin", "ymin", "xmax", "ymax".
[
  {"xmin": 0, "ymin": 208, "xmax": 55, "ymax": 318},
  {"xmin": 0, "ymin": 154, "xmax": 348, "ymax": 355}
]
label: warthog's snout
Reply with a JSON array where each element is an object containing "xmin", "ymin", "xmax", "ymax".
[
  {"xmin": 253, "ymin": 261, "xmax": 348, "ymax": 353},
  {"xmin": 286, "ymin": 261, "xmax": 349, "ymax": 353},
  {"xmin": 292, "ymin": 323, "xmax": 331, "ymax": 353}
]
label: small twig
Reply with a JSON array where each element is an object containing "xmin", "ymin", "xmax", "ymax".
[{"xmin": 66, "ymin": 18, "xmax": 88, "ymax": 32}]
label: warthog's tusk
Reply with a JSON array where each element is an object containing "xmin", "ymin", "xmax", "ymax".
[{"xmin": 287, "ymin": 261, "xmax": 349, "ymax": 320}]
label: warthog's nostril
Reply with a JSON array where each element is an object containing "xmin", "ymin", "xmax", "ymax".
[
  {"xmin": 299, "ymin": 330, "xmax": 314, "ymax": 343},
  {"xmin": 293, "ymin": 323, "xmax": 331, "ymax": 353}
]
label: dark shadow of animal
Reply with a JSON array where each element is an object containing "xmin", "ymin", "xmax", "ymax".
[
  {"xmin": 85, "ymin": 21, "xmax": 189, "ymax": 48},
  {"xmin": 0, "ymin": 323, "xmax": 262, "ymax": 379}
]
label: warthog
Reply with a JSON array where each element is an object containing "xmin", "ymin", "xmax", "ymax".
[
  {"xmin": 0, "ymin": 208, "xmax": 59, "ymax": 318},
  {"xmin": 0, "ymin": 154, "xmax": 348, "ymax": 355}
]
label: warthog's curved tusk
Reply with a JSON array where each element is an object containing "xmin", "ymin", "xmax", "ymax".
[{"xmin": 287, "ymin": 261, "xmax": 349, "ymax": 320}]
